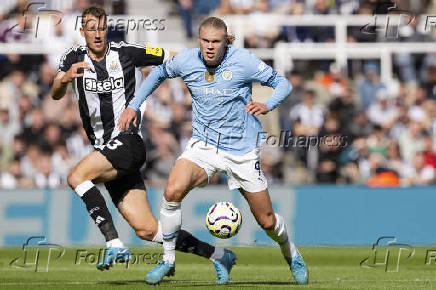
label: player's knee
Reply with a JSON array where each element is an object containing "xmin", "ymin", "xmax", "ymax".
[
  {"xmin": 135, "ymin": 229, "xmax": 157, "ymax": 241},
  {"xmin": 67, "ymin": 169, "xmax": 83, "ymax": 190},
  {"xmin": 258, "ymin": 212, "xmax": 276, "ymax": 230},
  {"xmin": 164, "ymin": 183, "xmax": 185, "ymax": 202}
]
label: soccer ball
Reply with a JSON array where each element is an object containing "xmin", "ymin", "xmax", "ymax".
[{"xmin": 205, "ymin": 202, "xmax": 242, "ymax": 239}]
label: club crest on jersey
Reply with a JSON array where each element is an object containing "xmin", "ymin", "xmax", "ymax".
[
  {"xmin": 108, "ymin": 61, "xmax": 120, "ymax": 73},
  {"xmin": 205, "ymin": 71, "xmax": 214, "ymax": 83},
  {"xmin": 222, "ymin": 70, "xmax": 232, "ymax": 81},
  {"xmin": 84, "ymin": 77, "xmax": 124, "ymax": 93}
]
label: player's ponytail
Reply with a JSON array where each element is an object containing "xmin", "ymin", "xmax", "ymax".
[
  {"xmin": 226, "ymin": 34, "xmax": 235, "ymax": 45},
  {"xmin": 199, "ymin": 17, "xmax": 235, "ymax": 45}
]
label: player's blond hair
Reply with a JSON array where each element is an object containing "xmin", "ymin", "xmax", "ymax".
[{"xmin": 199, "ymin": 17, "xmax": 235, "ymax": 45}]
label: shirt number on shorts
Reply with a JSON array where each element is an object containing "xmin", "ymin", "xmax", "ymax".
[
  {"xmin": 104, "ymin": 139, "xmax": 123, "ymax": 150},
  {"xmin": 255, "ymin": 161, "xmax": 261, "ymax": 176}
]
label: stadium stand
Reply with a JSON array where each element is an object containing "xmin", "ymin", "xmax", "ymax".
[{"xmin": 0, "ymin": 0, "xmax": 436, "ymax": 189}]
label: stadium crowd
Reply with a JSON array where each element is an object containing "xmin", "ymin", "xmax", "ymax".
[{"xmin": 0, "ymin": 0, "xmax": 435, "ymax": 188}]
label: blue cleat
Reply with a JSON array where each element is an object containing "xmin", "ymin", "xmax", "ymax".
[
  {"xmin": 214, "ymin": 249, "xmax": 236, "ymax": 284},
  {"xmin": 145, "ymin": 260, "xmax": 175, "ymax": 285},
  {"xmin": 96, "ymin": 247, "xmax": 132, "ymax": 271},
  {"xmin": 287, "ymin": 250, "xmax": 309, "ymax": 285}
]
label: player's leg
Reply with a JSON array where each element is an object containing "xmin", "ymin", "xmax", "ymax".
[
  {"xmin": 145, "ymin": 158, "xmax": 209, "ymax": 284},
  {"xmin": 117, "ymin": 186, "xmax": 225, "ymax": 261},
  {"xmin": 67, "ymin": 151, "xmax": 123, "ymax": 249},
  {"xmin": 239, "ymin": 188, "xmax": 308, "ymax": 285}
]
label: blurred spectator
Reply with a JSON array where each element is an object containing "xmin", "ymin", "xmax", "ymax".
[
  {"xmin": 398, "ymin": 121, "xmax": 425, "ymax": 164},
  {"xmin": 317, "ymin": 63, "xmax": 348, "ymax": 97},
  {"xmin": 403, "ymin": 151, "xmax": 435, "ymax": 185},
  {"xmin": 348, "ymin": 109, "xmax": 373, "ymax": 139},
  {"xmin": 290, "ymin": 89, "xmax": 324, "ymax": 170},
  {"xmin": 358, "ymin": 62, "xmax": 386, "ymax": 109},
  {"xmin": 385, "ymin": 140, "xmax": 405, "ymax": 177},
  {"xmin": 278, "ymin": 71, "xmax": 304, "ymax": 132},
  {"xmin": 367, "ymin": 89, "xmax": 398, "ymax": 129},
  {"xmin": 21, "ymin": 108, "xmax": 45, "ymax": 145},
  {"xmin": 290, "ymin": 89, "xmax": 324, "ymax": 137},
  {"xmin": 0, "ymin": 107, "xmax": 20, "ymax": 146},
  {"xmin": 246, "ymin": 0, "xmax": 279, "ymax": 48},
  {"xmin": 316, "ymin": 115, "xmax": 343, "ymax": 183},
  {"xmin": 367, "ymin": 125, "xmax": 389, "ymax": 156},
  {"xmin": 34, "ymin": 153, "xmax": 62, "ymax": 189},
  {"xmin": 423, "ymin": 134, "xmax": 436, "ymax": 169},
  {"xmin": 178, "ymin": 0, "xmax": 193, "ymax": 39},
  {"xmin": 424, "ymin": 65, "xmax": 436, "ymax": 100},
  {"xmin": 328, "ymin": 87, "xmax": 356, "ymax": 133}
]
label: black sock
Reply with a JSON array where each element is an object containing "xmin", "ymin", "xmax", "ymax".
[
  {"xmin": 81, "ymin": 186, "xmax": 119, "ymax": 242},
  {"xmin": 175, "ymin": 229, "xmax": 215, "ymax": 259}
]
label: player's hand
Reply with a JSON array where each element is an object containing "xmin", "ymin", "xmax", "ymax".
[
  {"xmin": 118, "ymin": 107, "xmax": 138, "ymax": 131},
  {"xmin": 245, "ymin": 101, "xmax": 269, "ymax": 116},
  {"xmin": 61, "ymin": 62, "xmax": 90, "ymax": 83}
]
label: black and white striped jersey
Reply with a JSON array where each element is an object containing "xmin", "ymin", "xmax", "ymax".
[{"xmin": 58, "ymin": 41, "xmax": 167, "ymax": 148}]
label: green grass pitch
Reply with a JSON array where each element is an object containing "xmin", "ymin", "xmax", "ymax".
[{"xmin": 1, "ymin": 246, "xmax": 436, "ymax": 289}]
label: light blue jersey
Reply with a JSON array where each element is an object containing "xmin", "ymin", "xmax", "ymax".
[{"xmin": 129, "ymin": 46, "xmax": 292, "ymax": 155}]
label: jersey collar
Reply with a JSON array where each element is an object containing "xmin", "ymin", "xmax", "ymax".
[{"xmin": 86, "ymin": 41, "xmax": 111, "ymax": 61}]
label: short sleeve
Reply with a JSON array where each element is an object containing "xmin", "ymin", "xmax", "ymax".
[
  {"xmin": 163, "ymin": 54, "xmax": 182, "ymax": 78},
  {"xmin": 121, "ymin": 43, "xmax": 165, "ymax": 67},
  {"xmin": 243, "ymin": 50, "xmax": 275, "ymax": 85},
  {"xmin": 58, "ymin": 48, "xmax": 77, "ymax": 73}
]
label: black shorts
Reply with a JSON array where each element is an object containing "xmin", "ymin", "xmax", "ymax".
[{"xmin": 97, "ymin": 132, "xmax": 147, "ymax": 205}]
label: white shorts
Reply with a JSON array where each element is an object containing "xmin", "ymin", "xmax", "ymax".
[{"xmin": 178, "ymin": 138, "xmax": 268, "ymax": 192}]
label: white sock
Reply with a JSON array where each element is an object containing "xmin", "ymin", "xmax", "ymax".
[
  {"xmin": 75, "ymin": 180, "xmax": 94, "ymax": 197},
  {"xmin": 106, "ymin": 238, "xmax": 124, "ymax": 248},
  {"xmin": 160, "ymin": 197, "xmax": 181, "ymax": 264},
  {"xmin": 209, "ymin": 247, "xmax": 225, "ymax": 262},
  {"xmin": 266, "ymin": 213, "xmax": 298, "ymax": 259},
  {"xmin": 152, "ymin": 221, "xmax": 163, "ymax": 243}
]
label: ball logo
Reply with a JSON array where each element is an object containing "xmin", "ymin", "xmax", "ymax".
[
  {"xmin": 84, "ymin": 77, "xmax": 124, "ymax": 93},
  {"xmin": 222, "ymin": 70, "xmax": 232, "ymax": 81}
]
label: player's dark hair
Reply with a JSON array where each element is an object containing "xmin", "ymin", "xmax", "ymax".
[
  {"xmin": 199, "ymin": 17, "xmax": 235, "ymax": 45},
  {"xmin": 81, "ymin": 5, "xmax": 107, "ymax": 27}
]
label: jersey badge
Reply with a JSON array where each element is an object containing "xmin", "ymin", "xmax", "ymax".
[
  {"xmin": 222, "ymin": 70, "xmax": 232, "ymax": 81},
  {"xmin": 109, "ymin": 61, "xmax": 120, "ymax": 73},
  {"xmin": 205, "ymin": 71, "xmax": 215, "ymax": 83}
]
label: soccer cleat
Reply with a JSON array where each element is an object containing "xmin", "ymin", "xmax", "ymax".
[
  {"xmin": 96, "ymin": 247, "xmax": 132, "ymax": 271},
  {"xmin": 213, "ymin": 249, "xmax": 236, "ymax": 284},
  {"xmin": 145, "ymin": 260, "xmax": 175, "ymax": 285},
  {"xmin": 287, "ymin": 250, "xmax": 309, "ymax": 285}
]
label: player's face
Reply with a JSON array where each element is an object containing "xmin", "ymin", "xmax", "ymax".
[
  {"xmin": 199, "ymin": 27, "xmax": 227, "ymax": 66},
  {"xmin": 80, "ymin": 14, "xmax": 108, "ymax": 56}
]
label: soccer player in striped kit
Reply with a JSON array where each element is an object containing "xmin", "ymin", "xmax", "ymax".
[{"xmin": 51, "ymin": 6, "xmax": 235, "ymax": 283}]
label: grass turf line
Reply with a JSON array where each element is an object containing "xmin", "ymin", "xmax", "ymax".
[{"xmin": 1, "ymin": 247, "xmax": 436, "ymax": 289}]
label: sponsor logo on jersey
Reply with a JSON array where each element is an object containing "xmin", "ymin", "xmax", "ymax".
[
  {"xmin": 145, "ymin": 45, "xmax": 163, "ymax": 57},
  {"xmin": 84, "ymin": 77, "xmax": 124, "ymax": 93},
  {"xmin": 191, "ymin": 87, "xmax": 235, "ymax": 95}
]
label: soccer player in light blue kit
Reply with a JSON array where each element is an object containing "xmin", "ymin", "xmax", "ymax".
[{"xmin": 118, "ymin": 17, "xmax": 308, "ymax": 285}]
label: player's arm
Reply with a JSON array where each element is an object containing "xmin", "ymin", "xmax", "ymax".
[
  {"xmin": 244, "ymin": 52, "xmax": 292, "ymax": 116},
  {"xmin": 117, "ymin": 64, "xmax": 170, "ymax": 130},
  {"xmin": 50, "ymin": 62, "xmax": 90, "ymax": 100}
]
